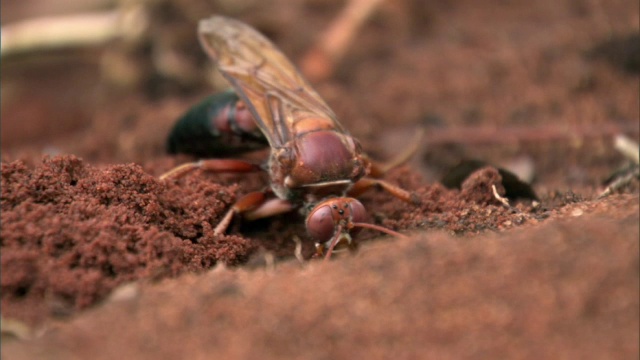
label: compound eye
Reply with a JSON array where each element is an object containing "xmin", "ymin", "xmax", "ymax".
[
  {"xmin": 348, "ymin": 200, "xmax": 367, "ymax": 224},
  {"xmin": 346, "ymin": 200, "xmax": 366, "ymax": 238},
  {"xmin": 306, "ymin": 205, "xmax": 336, "ymax": 243}
]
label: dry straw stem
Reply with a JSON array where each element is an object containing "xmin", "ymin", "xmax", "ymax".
[
  {"xmin": 598, "ymin": 167, "xmax": 639, "ymax": 199},
  {"xmin": 491, "ymin": 184, "xmax": 511, "ymax": 208},
  {"xmin": 597, "ymin": 134, "xmax": 640, "ymax": 198},
  {"xmin": 614, "ymin": 134, "xmax": 639, "ymax": 164},
  {"xmin": 301, "ymin": 0, "xmax": 385, "ymax": 82},
  {"xmin": 1, "ymin": 7, "xmax": 147, "ymax": 57}
]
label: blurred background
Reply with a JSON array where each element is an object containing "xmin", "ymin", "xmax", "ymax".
[{"xmin": 2, "ymin": 0, "xmax": 638, "ymax": 190}]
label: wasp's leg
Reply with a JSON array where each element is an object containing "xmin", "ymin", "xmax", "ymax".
[
  {"xmin": 367, "ymin": 128, "xmax": 424, "ymax": 178},
  {"xmin": 214, "ymin": 191, "xmax": 294, "ymax": 234},
  {"xmin": 159, "ymin": 159, "xmax": 262, "ymax": 180},
  {"xmin": 243, "ymin": 198, "xmax": 295, "ymax": 221},
  {"xmin": 348, "ymin": 177, "xmax": 421, "ymax": 205},
  {"xmin": 215, "ymin": 191, "xmax": 265, "ymax": 235}
]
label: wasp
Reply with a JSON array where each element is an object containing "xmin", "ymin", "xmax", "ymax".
[{"xmin": 163, "ymin": 16, "xmax": 420, "ymax": 260}]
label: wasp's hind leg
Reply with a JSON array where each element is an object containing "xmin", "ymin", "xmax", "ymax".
[
  {"xmin": 350, "ymin": 128, "xmax": 423, "ymax": 204},
  {"xmin": 366, "ymin": 128, "xmax": 424, "ymax": 178},
  {"xmin": 348, "ymin": 177, "xmax": 420, "ymax": 205}
]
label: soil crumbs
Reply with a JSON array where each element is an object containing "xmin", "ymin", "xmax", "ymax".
[{"xmin": 1, "ymin": 0, "xmax": 639, "ymax": 359}]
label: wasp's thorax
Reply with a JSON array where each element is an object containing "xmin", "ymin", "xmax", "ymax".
[{"xmin": 269, "ymin": 129, "xmax": 369, "ymax": 201}]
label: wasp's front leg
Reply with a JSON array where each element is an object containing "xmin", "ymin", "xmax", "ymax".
[{"xmin": 214, "ymin": 190, "xmax": 295, "ymax": 235}]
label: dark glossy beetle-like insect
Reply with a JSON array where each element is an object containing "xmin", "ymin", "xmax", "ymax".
[
  {"xmin": 163, "ymin": 16, "xmax": 419, "ymax": 260},
  {"xmin": 167, "ymin": 90, "xmax": 267, "ymax": 157}
]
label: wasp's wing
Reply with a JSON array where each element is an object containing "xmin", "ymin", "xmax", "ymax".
[{"xmin": 198, "ymin": 16, "xmax": 344, "ymax": 148}]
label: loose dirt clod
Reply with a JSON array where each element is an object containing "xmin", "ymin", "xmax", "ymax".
[{"xmin": 1, "ymin": 156, "xmax": 254, "ymax": 324}]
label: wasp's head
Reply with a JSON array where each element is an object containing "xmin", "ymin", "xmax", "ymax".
[
  {"xmin": 305, "ymin": 197, "xmax": 367, "ymax": 259},
  {"xmin": 305, "ymin": 196, "xmax": 410, "ymax": 261}
]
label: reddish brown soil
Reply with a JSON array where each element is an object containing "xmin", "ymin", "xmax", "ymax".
[{"xmin": 2, "ymin": 0, "xmax": 638, "ymax": 359}]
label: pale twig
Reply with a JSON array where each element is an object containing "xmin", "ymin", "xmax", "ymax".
[
  {"xmin": 598, "ymin": 167, "xmax": 640, "ymax": 199},
  {"xmin": 263, "ymin": 251, "xmax": 276, "ymax": 272},
  {"xmin": 598, "ymin": 134, "xmax": 640, "ymax": 198},
  {"xmin": 491, "ymin": 184, "xmax": 511, "ymax": 208},
  {"xmin": 292, "ymin": 236, "xmax": 305, "ymax": 263},
  {"xmin": 1, "ymin": 316, "xmax": 33, "ymax": 341},
  {"xmin": 300, "ymin": 0, "xmax": 385, "ymax": 82},
  {"xmin": 614, "ymin": 134, "xmax": 639, "ymax": 164},
  {"xmin": 1, "ymin": 7, "xmax": 147, "ymax": 57}
]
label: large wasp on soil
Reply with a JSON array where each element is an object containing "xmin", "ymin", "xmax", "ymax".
[{"xmin": 163, "ymin": 16, "xmax": 420, "ymax": 260}]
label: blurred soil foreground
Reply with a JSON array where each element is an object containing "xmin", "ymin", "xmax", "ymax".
[{"xmin": 1, "ymin": 0, "xmax": 639, "ymax": 358}]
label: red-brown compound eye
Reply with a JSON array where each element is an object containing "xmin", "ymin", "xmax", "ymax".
[
  {"xmin": 306, "ymin": 204, "xmax": 336, "ymax": 243},
  {"xmin": 348, "ymin": 199, "xmax": 367, "ymax": 224},
  {"xmin": 305, "ymin": 198, "xmax": 368, "ymax": 243}
]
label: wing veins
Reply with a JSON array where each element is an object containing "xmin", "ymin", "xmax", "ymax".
[{"xmin": 199, "ymin": 16, "xmax": 345, "ymax": 148}]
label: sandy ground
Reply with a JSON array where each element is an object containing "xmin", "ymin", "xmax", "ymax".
[{"xmin": 1, "ymin": 0, "xmax": 638, "ymax": 358}]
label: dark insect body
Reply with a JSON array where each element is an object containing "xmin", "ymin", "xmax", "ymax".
[
  {"xmin": 164, "ymin": 16, "xmax": 418, "ymax": 260},
  {"xmin": 167, "ymin": 90, "xmax": 267, "ymax": 157}
]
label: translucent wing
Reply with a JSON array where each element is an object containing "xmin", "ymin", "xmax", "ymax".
[{"xmin": 198, "ymin": 16, "xmax": 345, "ymax": 148}]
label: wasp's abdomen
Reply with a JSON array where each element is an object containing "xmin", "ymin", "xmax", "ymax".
[{"xmin": 167, "ymin": 90, "xmax": 268, "ymax": 157}]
